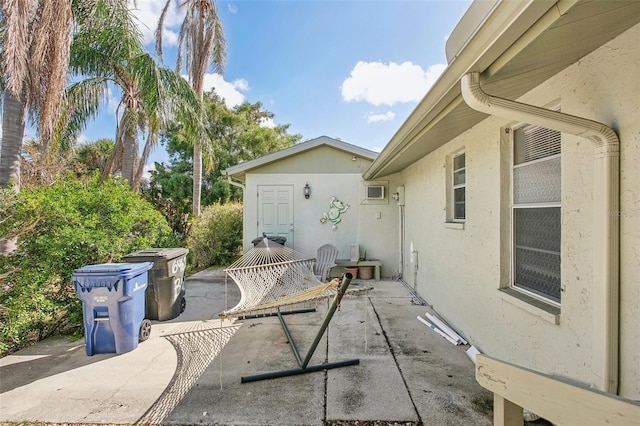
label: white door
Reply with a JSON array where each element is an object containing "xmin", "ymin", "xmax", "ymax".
[{"xmin": 258, "ymin": 185, "xmax": 294, "ymax": 247}]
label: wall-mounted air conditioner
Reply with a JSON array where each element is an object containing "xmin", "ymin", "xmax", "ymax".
[{"xmin": 366, "ymin": 185, "xmax": 385, "ymax": 200}]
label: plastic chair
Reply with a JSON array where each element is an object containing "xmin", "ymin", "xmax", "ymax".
[{"xmin": 314, "ymin": 244, "xmax": 338, "ymax": 282}]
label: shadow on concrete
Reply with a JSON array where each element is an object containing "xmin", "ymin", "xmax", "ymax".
[{"xmin": 0, "ymin": 335, "xmax": 112, "ymax": 393}]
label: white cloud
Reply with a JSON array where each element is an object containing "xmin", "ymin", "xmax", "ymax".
[
  {"xmin": 200, "ymin": 74, "xmax": 250, "ymax": 108},
  {"xmin": 129, "ymin": 0, "xmax": 184, "ymax": 46},
  {"xmin": 75, "ymin": 133, "xmax": 89, "ymax": 146},
  {"xmin": 367, "ymin": 111, "xmax": 395, "ymax": 124},
  {"xmin": 341, "ymin": 61, "xmax": 446, "ymax": 106},
  {"xmin": 106, "ymin": 86, "xmax": 120, "ymax": 115},
  {"xmin": 142, "ymin": 162, "xmax": 156, "ymax": 180},
  {"xmin": 228, "ymin": 3, "xmax": 238, "ymax": 14},
  {"xmin": 260, "ymin": 117, "xmax": 275, "ymax": 128}
]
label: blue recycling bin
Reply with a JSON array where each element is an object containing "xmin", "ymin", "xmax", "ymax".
[{"xmin": 73, "ymin": 262, "xmax": 153, "ymax": 356}]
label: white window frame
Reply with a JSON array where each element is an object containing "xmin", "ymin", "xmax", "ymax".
[
  {"xmin": 452, "ymin": 152, "xmax": 466, "ymax": 222},
  {"xmin": 510, "ymin": 124, "xmax": 561, "ymax": 307}
]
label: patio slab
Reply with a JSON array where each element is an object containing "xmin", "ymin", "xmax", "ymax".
[{"xmin": 0, "ymin": 269, "xmax": 493, "ymax": 425}]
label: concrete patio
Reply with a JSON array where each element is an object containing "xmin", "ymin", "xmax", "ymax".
[{"xmin": 0, "ymin": 268, "xmax": 494, "ymax": 425}]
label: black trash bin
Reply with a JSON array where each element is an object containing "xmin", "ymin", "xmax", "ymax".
[
  {"xmin": 251, "ymin": 234, "xmax": 287, "ymax": 247},
  {"xmin": 123, "ymin": 248, "xmax": 188, "ymax": 321},
  {"xmin": 72, "ymin": 262, "xmax": 153, "ymax": 356}
]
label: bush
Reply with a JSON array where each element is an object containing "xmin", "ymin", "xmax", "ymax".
[
  {"xmin": 186, "ymin": 202, "xmax": 243, "ymax": 270},
  {"xmin": 0, "ymin": 174, "xmax": 181, "ymax": 355}
]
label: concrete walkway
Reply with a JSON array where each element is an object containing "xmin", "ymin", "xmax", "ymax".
[{"xmin": 0, "ymin": 269, "xmax": 493, "ymax": 425}]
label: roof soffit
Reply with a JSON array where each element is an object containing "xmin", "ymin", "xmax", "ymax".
[{"xmin": 365, "ymin": 0, "xmax": 640, "ymax": 180}]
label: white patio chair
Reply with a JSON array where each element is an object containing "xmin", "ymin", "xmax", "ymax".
[{"xmin": 314, "ymin": 243, "xmax": 338, "ymax": 282}]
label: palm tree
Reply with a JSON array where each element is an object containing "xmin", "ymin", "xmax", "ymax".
[
  {"xmin": 0, "ymin": 0, "xmax": 73, "ymax": 191},
  {"xmin": 156, "ymin": 0, "xmax": 226, "ymax": 216},
  {"xmin": 64, "ymin": 51, "xmax": 207, "ymax": 191},
  {"xmin": 0, "ymin": 0, "xmax": 143, "ymax": 191}
]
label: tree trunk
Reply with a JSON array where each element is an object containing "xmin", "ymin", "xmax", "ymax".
[
  {"xmin": 192, "ymin": 141, "xmax": 202, "ymax": 217},
  {"xmin": 132, "ymin": 132, "xmax": 156, "ymax": 193},
  {"xmin": 0, "ymin": 91, "xmax": 25, "ymax": 254},
  {"xmin": 1, "ymin": 90, "xmax": 26, "ymax": 191},
  {"xmin": 121, "ymin": 126, "xmax": 138, "ymax": 189}
]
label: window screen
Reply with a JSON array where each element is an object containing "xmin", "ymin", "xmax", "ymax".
[{"xmin": 513, "ymin": 125, "xmax": 561, "ymax": 304}]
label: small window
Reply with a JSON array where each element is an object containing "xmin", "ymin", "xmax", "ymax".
[{"xmin": 452, "ymin": 153, "xmax": 466, "ymax": 221}]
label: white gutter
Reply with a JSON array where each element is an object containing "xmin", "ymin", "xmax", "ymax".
[
  {"xmin": 227, "ymin": 175, "xmax": 245, "ymax": 191},
  {"xmin": 461, "ymin": 72, "xmax": 620, "ymax": 394}
]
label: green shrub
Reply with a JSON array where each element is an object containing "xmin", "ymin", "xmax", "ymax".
[
  {"xmin": 0, "ymin": 174, "xmax": 181, "ymax": 355},
  {"xmin": 186, "ymin": 202, "xmax": 243, "ymax": 270}
]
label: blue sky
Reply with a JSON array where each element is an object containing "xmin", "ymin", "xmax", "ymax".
[{"xmin": 81, "ymin": 0, "xmax": 472, "ymax": 166}]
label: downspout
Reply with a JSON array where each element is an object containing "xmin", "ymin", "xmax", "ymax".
[
  {"xmin": 227, "ymin": 175, "xmax": 246, "ymax": 192},
  {"xmin": 461, "ymin": 72, "xmax": 620, "ymax": 394},
  {"xmin": 227, "ymin": 174, "xmax": 247, "ymax": 251}
]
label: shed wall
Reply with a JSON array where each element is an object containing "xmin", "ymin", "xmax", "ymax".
[{"xmin": 242, "ymin": 147, "xmax": 402, "ymax": 279}]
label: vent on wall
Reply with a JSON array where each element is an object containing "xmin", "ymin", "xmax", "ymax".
[{"xmin": 366, "ymin": 185, "xmax": 385, "ymax": 200}]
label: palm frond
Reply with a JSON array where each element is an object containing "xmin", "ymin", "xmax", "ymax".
[
  {"xmin": 154, "ymin": 0, "xmax": 171, "ymax": 63},
  {"xmin": 51, "ymin": 77, "xmax": 112, "ymax": 152},
  {"xmin": 1, "ymin": 0, "xmax": 36, "ymax": 97},
  {"xmin": 70, "ymin": 0, "xmax": 143, "ymax": 77}
]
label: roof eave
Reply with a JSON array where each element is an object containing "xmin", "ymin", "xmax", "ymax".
[
  {"xmin": 363, "ymin": 0, "xmax": 561, "ymax": 180},
  {"xmin": 225, "ymin": 135, "xmax": 378, "ymax": 180}
]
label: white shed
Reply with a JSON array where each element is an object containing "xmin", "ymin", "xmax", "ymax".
[{"xmin": 225, "ymin": 136, "xmax": 403, "ymax": 279}]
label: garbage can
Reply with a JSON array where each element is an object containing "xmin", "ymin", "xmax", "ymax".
[
  {"xmin": 73, "ymin": 262, "xmax": 153, "ymax": 356},
  {"xmin": 123, "ymin": 248, "xmax": 188, "ymax": 321},
  {"xmin": 252, "ymin": 234, "xmax": 287, "ymax": 247}
]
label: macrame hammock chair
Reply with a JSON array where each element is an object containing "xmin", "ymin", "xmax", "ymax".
[{"xmin": 220, "ymin": 237, "xmax": 360, "ymax": 383}]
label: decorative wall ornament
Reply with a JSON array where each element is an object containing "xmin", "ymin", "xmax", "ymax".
[{"xmin": 320, "ymin": 196, "xmax": 350, "ymax": 229}]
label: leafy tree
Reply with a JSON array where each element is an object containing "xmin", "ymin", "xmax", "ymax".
[
  {"xmin": 186, "ymin": 202, "xmax": 243, "ymax": 270},
  {"xmin": 144, "ymin": 91, "xmax": 300, "ymax": 237},
  {"xmin": 74, "ymin": 138, "xmax": 115, "ymax": 177},
  {"xmin": 19, "ymin": 139, "xmax": 77, "ymax": 188},
  {"xmin": 144, "ymin": 161, "xmax": 193, "ymax": 239},
  {"xmin": 209, "ymin": 96, "xmax": 302, "ymax": 174},
  {"xmin": 156, "ymin": 0, "xmax": 227, "ymax": 217},
  {"xmin": 0, "ymin": 174, "xmax": 180, "ymax": 355}
]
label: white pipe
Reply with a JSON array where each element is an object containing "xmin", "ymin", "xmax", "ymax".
[
  {"xmin": 426, "ymin": 312, "xmax": 468, "ymax": 345},
  {"xmin": 461, "ymin": 72, "xmax": 620, "ymax": 394},
  {"xmin": 417, "ymin": 316, "xmax": 459, "ymax": 345},
  {"xmin": 226, "ymin": 175, "xmax": 245, "ymax": 191},
  {"xmin": 398, "ymin": 204, "xmax": 404, "ymax": 279}
]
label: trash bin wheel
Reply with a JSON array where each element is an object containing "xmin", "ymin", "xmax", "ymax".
[
  {"xmin": 139, "ymin": 319, "xmax": 152, "ymax": 342},
  {"xmin": 180, "ymin": 297, "xmax": 186, "ymax": 313}
]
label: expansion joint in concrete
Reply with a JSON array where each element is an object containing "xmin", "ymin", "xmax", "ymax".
[{"xmin": 369, "ymin": 296, "xmax": 424, "ymax": 425}]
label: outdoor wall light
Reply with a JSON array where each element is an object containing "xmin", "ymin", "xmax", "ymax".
[{"xmin": 304, "ymin": 182, "xmax": 311, "ymax": 199}]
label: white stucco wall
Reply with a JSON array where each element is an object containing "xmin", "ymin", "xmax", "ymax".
[
  {"xmin": 401, "ymin": 23, "xmax": 640, "ymax": 398},
  {"xmin": 241, "ymin": 147, "xmax": 403, "ymax": 278}
]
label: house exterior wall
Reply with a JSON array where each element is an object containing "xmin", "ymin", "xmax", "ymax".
[
  {"xmin": 242, "ymin": 146, "xmax": 402, "ymax": 278},
  {"xmin": 400, "ymin": 23, "xmax": 640, "ymax": 398}
]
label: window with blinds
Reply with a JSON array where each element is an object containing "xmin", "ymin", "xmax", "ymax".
[{"xmin": 512, "ymin": 124, "xmax": 561, "ymax": 304}]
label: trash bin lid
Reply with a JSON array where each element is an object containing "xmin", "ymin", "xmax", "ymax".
[
  {"xmin": 123, "ymin": 248, "xmax": 188, "ymax": 261},
  {"xmin": 73, "ymin": 262, "xmax": 153, "ymax": 280},
  {"xmin": 252, "ymin": 235, "xmax": 287, "ymax": 245}
]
